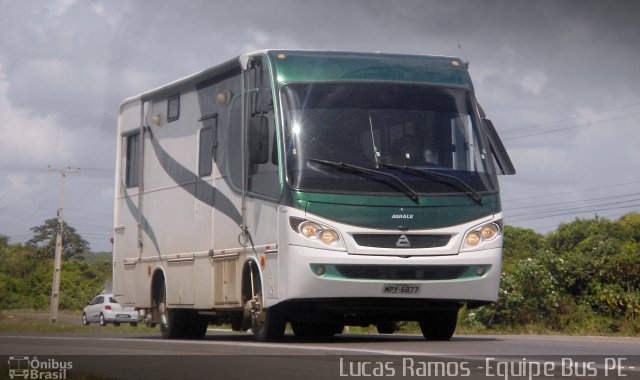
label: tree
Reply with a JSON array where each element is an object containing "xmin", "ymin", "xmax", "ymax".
[{"xmin": 26, "ymin": 218, "xmax": 90, "ymax": 259}]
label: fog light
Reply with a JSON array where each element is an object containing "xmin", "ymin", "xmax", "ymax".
[
  {"xmin": 320, "ymin": 229, "xmax": 338, "ymax": 245},
  {"xmin": 475, "ymin": 266, "xmax": 486, "ymax": 276},
  {"xmin": 466, "ymin": 231, "xmax": 481, "ymax": 246},
  {"xmin": 315, "ymin": 265, "xmax": 326, "ymax": 276}
]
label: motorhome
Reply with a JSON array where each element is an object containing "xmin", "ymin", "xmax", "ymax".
[{"xmin": 113, "ymin": 50, "xmax": 515, "ymax": 341}]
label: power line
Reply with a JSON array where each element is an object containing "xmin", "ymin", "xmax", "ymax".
[
  {"xmin": 501, "ymin": 101, "xmax": 640, "ymax": 135},
  {"xmin": 502, "ymin": 111, "xmax": 640, "ymax": 141},
  {"xmin": 502, "ymin": 180, "xmax": 640, "ymax": 203}
]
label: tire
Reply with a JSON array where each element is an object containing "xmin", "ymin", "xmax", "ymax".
[
  {"xmin": 186, "ymin": 313, "xmax": 208, "ymax": 339},
  {"xmin": 158, "ymin": 281, "xmax": 189, "ymax": 339},
  {"xmin": 99, "ymin": 314, "xmax": 106, "ymax": 327},
  {"xmin": 82, "ymin": 313, "xmax": 89, "ymax": 326},
  {"xmin": 130, "ymin": 322, "xmax": 138, "ymax": 327},
  {"xmin": 252, "ymin": 292, "xmax": 286, "ymax": 342},
  {"xmin": 113, "ymin": 322, "xmax": 120, "ymax": 327},
  {"xmin": 376, "ymin": 321, "xmax": 398, "ymax": 334},
  {"xmin": 419, "ymin": 309, "xmax": 458, "ymax": 341}
]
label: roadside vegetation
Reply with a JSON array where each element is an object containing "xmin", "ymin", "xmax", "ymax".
[{"xmin": 1, "ymin": 214, "xmax": 639, "ymax": 336}]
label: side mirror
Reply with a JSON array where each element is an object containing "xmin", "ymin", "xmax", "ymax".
[
  {"xmin": 483, "ymin": 119, "xmax": 516, "ymax": 175},
  {"xmin": 248, "ymin": 116, "xmax": 269, "ymax": 164},
  {"xmin": 251, "ymin": 88, "xmax": 272, "ymax": 115}
]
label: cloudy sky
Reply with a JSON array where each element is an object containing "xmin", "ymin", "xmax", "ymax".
[{"xmin": 1, "ymin": 0, "xmax": 639, "ymax": 252}]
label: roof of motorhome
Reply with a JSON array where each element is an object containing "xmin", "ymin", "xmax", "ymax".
[
  {"xmin": 266, "ymin": 50, "xmax": 472, "ymax": 88},
  {"xmin": 120, "ymin": 50, "xmax": 472, "ymax": 109}
]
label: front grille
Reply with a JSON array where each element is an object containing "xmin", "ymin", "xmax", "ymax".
[
  {"xmin": 335, "ymin": 265, "xmax": 470, "ymax": 280},
  {"xmin": 352, "ymin": 234, "xmax": 450, "ymax": 248}
]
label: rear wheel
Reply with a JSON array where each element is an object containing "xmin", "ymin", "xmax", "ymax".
[
  {"xmin": 158, "ymin": 282, "xmax": 187, "ymax": 339},
  {"xmin": 99, "ymin": 314, "xmax": 106, "ymax": 326},
  {"xmin": 82, "ymin": 313, "xmax": 89, "ymax": 326},
  {"xmin": 419, "ymin": 309, "xmax": 458, "ymax": 341},
  {"xmin": 158, "ymin": 281, "xmax": 207, "ymax": 339}
]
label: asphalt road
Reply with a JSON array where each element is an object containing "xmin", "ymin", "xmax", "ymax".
[{"xmin": 1, "ymin": 332, "xmax": 639, "ymax": 379}]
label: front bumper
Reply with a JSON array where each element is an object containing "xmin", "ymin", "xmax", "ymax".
[{"xmin": 284, "ymin": 245, "xmax": 502, "ymax": 304}]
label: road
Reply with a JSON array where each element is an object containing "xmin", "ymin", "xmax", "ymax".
[{"xmin": 1, "ymin": 332, "xmax": 639, "ymax": 379}]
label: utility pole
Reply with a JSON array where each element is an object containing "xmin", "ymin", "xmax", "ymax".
[{"xmin": 48, "ymin": 166, "xmax": 80, "ymax": 324}]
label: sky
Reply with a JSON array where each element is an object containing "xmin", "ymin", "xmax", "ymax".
[{"xmin": 1, "ymin": 0, "xmax": 639, "ymax": 252}]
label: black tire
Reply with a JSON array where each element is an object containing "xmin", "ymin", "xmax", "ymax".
[
  {"xmin": 114, "ymin": 322, "xmax": 120, "ymax": 327},
  {"xmin": 419, "ymin": 309, "xmax": 458, "ymax": 341},
  {"xmin": 252, "ymin": 292, "xmax": 286, "ymax": 342},
  {"xmin": 185, "ymin": 312, "xmax": 208, "ymax": 339},
  {"xmin": 99, "ymin": 314, "xmax": 106, "ymax": 326},
  {"xmin": 376, "ymin": 321, "xmax": 398, "ymax": 334},
  {"xmin": 158, "ymin": 281, "xmax": 188, "ymax": 339},
  {"xmin": 130, "ymin": 322, "xmax": 138, "ymax": 327},
  {"xmin": 82, "ymin": 313, "xmax": 89, "ymax": 326}
]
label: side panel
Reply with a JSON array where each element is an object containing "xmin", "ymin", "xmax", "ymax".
[{"xmin": 113, "ymin": 100, "xmax": 143, "ymax": 305}]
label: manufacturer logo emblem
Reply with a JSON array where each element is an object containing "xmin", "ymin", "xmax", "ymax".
[
  {"xmin": 396, "ymin": 235, "xmax": 411, "ymax": 248},
  {"xmin": 391, "ymin": 214, "xmax": 414, "ymax": 219}
]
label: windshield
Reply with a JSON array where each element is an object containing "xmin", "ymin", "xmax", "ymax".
[{"xmin": 282, "ymin": 82, "xmax": 498, "ymax": 197}]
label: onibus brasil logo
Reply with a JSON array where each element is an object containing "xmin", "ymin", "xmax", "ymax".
[{"xmin": 8, "ymin": 356, "xmax": 72, "ymax": 379}]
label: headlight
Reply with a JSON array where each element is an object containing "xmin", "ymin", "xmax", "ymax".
[
  {"xmin": 463, "ymin": 221, "xmax": 501, "ymax": 249},
  {"xmin": 290, "ymin": 217, "xmax": 341, "ymax": 246}
]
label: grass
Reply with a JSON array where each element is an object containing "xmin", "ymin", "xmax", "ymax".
[{"xmin": 0, "ymin": 311, "xmax": 156, "ymax": 334}]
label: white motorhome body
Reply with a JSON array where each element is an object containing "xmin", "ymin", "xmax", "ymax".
[{"xmin": 113, "ymin": 50, "xmax": 515, "ymax": 341}]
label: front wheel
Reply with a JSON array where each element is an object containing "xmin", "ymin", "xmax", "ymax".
[
  {"xmin": 251, "ymin": 292, "xmax": 285, "ymax": 342},
  {"xmin": 418, "ymin": 309, "xmax": 458, "ymax": 341},
  {"xmin": 82, "ymin": 313, "xmax": 89, "ymax": 326}
]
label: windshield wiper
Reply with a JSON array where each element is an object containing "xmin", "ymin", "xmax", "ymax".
[
  {"xmin": 308, "ymin": 158, "xmax": 420, "ymax": 203},
  {"xmin": 378, "ymin": 162, "xmax": 483, "ymax": 204}
]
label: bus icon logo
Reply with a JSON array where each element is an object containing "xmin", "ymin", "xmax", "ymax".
[
  {"xmin": 396, "ymin": 235, "xmax": 411, "ymax": 248},
  {"xmin": 8, "ymin": 356, "xmax": 29, "ymax": 379}
]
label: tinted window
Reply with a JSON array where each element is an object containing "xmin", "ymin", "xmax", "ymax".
[
  {"xmin": 198, "ymin": 118, "xmax": 216, "ymax": 177},
  {"xmin": 125, "ymin": 133, "xmax": 139, "ymax": 188},
  {"xmin": 167, "ymin": 95, "xmax": 180, "ymax": 122}
]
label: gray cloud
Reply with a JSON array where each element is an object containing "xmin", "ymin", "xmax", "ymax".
[{"xmin": 1, "ymin": 0, "xmax": 639, "ymax": 250}]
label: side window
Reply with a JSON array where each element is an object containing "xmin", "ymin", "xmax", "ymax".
[
  {"xmin": 125, "ymin": 133, "xmax": 140, "ymax": 188},
  {"xmin": 248, "ymin": 57, "xmax": 280, "ymax": 198},
  {"xmin": 198, "ymin": 116, "xmax": 217, "ymax": 177},
  {"xmin": 97, "ymin": 296, "xmax": 104, "ymax": 305},
  {"xmin": 167, "ymin": 94, "xmax": 180, "ymax": 122}
]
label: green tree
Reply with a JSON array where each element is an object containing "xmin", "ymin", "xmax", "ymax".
[
  {"xmin": 502, "ymin": 225, "xmax": 547, "ymax": 272},
  {"xmin": 26, "ymin": 218, "xmax": 90, "ymax": 259}
]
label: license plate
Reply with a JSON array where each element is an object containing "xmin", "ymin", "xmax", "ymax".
[
  {"xmin": 383, "ymin": 283, "xmax": 421, "ymax": 295},
  {"xmin": 116, "ymin": 314, "xmax": 130, "ymax": 318}
]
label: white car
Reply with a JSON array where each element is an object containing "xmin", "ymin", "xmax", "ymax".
[{"xmin": 82, "ymin": 293, "xmax": 139, "ymax": 327}]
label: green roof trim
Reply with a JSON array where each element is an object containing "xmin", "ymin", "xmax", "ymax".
[{"xmin": 267, "ymin": 51, "xmax": 473, "ymax": 88}]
